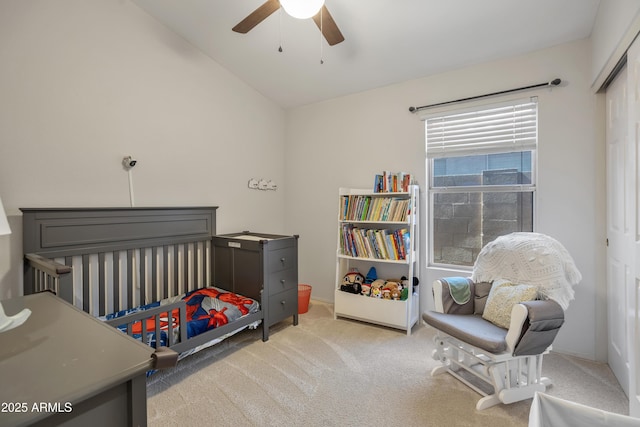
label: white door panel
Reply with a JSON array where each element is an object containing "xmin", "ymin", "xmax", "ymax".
[
  {"xmin": 628, "ymin": 38, "xmax": 640, "ymax": 417},
  {"xmin": 606, "ymin": 65, "xmax": 630, "ymax": 398}
]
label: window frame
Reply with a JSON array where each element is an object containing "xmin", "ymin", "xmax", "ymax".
[{"xmin": 424, "ymin": 97, "xmax": 538, "ymax": 269}]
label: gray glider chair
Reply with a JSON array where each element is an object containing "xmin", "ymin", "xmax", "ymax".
[{"xmin": 422, "ymin": 232, "xmax": 581, "ymax": 410}]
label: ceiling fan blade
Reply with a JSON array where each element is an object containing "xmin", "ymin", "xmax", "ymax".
[
  {"xmin": 232, "ymin": 0, "xmax": 281, "ymax": 34},
  {"xmin": 312, "ymin": 5, "xmax": 344, "ymax": 46}
]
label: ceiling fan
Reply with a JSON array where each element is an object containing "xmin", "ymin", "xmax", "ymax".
[{"xmin": 232, "ymin": 0, "xmax": 345, "ymax": 46}]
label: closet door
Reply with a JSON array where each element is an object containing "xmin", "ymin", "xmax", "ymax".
[
  {"xmin": 627, "ymin": 37, "xmax": 640, "ymax": 417},
  {"xmin": 606, "ymin": 64, "xmax": 630, "ymax": 399}
]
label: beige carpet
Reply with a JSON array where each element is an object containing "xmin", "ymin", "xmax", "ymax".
[{"xmin": 147, "ymin": 300, "xmax": 628, "ymax": 426}]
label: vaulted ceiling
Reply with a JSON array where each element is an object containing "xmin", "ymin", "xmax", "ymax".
[{"xmin": 133, "ymin": 0, "xmax": 601, "ymax": 109}]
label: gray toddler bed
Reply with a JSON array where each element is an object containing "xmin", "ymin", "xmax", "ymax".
[{"xmin": 21, "ymin": 207, "xmax": 266, "ymax": 362}]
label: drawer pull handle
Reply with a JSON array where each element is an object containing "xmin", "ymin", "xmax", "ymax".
[
  {"xmin": 280, "ymin": 257, "xmax": 286, "ymax": 263},
  {"xmin": 281, "ymin": 300, "xmax": 286, "ymax": 305},
  {"xmin": 280, "ymin": 279, "xmax": 286, "ymax": 284}
]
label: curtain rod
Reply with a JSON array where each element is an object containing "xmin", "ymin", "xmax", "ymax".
[{"xmin": 408, "ymin": 78, "xmax": 561, "ymax": 113}]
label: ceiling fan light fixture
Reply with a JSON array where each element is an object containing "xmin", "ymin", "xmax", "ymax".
[{"xmin": 279, "ymin": 0, "xmax": 325, "ymax": 19}]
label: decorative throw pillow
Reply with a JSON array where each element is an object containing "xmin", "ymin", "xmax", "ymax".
[{"xmin": 482, "ymin": 280, "xmax": 538, "ymax": 329}]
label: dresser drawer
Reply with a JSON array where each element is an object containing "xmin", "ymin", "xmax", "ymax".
[
  {"xmin": 268, "ymin": 247, "xmax": 296, "ymax": 273},
  {"xmin": 267, "ymin": 288, "xmax": 297, "ymax": 325},
  {"xmin": 267, "ymin": 268, "xmax": 297, "ymax": 296}
]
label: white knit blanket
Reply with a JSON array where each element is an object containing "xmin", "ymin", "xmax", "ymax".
[{"xmin": 471, "ymin": 232, "xmax": 582, "ymax": 310}]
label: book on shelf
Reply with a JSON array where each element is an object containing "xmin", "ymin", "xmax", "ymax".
[
  {"xmin": 339, "ymin": 224, "xmax": 410, "ymax": 261},
  {"xmin": 340, "ymin": 195, "xmax": 411, "ymax": 222},
  {"xmin": 373, "ymin": 171, "xmax": 413, "ymax": 193}
]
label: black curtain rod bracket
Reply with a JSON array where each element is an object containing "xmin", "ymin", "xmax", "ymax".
[{"xmin": 408, "ymin": 78, "xmax": 561, "ymax": 113}]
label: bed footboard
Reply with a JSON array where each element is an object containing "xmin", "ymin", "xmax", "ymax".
[
  {"xmin": 104, "ymin": 297, "xmax": 262, "ymax": 356},
  {"xmin": 104, "ymin": 299, "xmax": 188, "ymax": 348}
]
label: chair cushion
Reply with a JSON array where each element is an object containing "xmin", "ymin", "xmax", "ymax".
[
  {"xmin": 422, "ymin": 311, "xmax": 508, "ymax": 353},
  {"xmin": 482, "ymin": 280, "xmax": 538, "ymax": 329},
  {"xmin": 473, "ymin": 281, "xmax": 493, "ymax": 314}
]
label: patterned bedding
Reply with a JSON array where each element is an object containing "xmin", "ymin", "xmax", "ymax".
[{"xmin": 101, "ymin": 287, "xmax": 260, "ymax": 350}]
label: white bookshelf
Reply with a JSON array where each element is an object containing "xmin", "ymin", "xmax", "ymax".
[{"xmin": 333, "ymin": 185, "xmax": 420, "ymax": 334}]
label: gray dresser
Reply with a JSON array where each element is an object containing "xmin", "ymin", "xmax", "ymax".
[
  {"xmin": 0, "ymin": 292, "xmax": 153, "ymax": 427},
  {"xmin": 212, "ymin": 232, "xmax": 299, "ymax": 341}
]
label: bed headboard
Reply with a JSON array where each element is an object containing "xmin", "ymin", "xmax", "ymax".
[{"xmin": 22, "ymin": 207, "xmax": 217, "ymax": 316}]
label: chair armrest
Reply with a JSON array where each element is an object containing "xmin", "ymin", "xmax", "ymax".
[
  {"xmin": 505, "ymin": 300, "xmax": 564, "ymax": 356},
  {"xmin": 433, "ymin": 278, "xmax": 474, "ymax": 315}
]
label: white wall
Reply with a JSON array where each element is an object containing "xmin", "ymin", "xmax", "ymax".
[
  {"xmin": 285, "ymin": 39, "xmax": 606, "ymax": 361},
  {"xmin": 0, "ymin": 0, "xmax": 287, "ymax": 299},
  {"xmin": 591, "ymin": 0, "xmax": 640, "ymax": 88}
]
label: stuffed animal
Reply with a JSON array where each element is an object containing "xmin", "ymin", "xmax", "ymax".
[
  {"xmin": 382, "ymin": 281, "xmax": 401, "ymax": 300},
  {"xmin": 364, "ymin": 266, "xmax": 377, "ymax": 284},
  {"xmin": 360, "ymin": 283, "xmax": 371, "ymax": 297},
  {"xmin": 370, "ymin": 279, "xmax": 385, "ymax": 298},
  {"xmin": 400, "ymin": 276, "xmax": 409, "ymax": 292},
  {"xmin": 382, "ymin": 280, "xmax": 402, "ymax": 299},
  {"xmin": 399, "ymin": 276, "xmax": 419, "ymax": 300},
  {"xmin": 341, "ymin": 268, "xmax": 364, "ymax": 294},
  {"xmin": 401, "ymin": 276, "xmax": 419, "ymax": 290}
]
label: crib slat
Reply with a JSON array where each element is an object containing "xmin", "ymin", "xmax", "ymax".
[
  {"xmin": 155, "ymin": 315, "xmax": 161, "ymax": 349},
  {"xmin": 205, "ymin": 241, "xmax": 211, "ymax": 285},
  {"xmin": 34, "ymin": 270, "xmax": 39, "ymax": 292},
  {"xmin": 163, "ymin": 245, "xmax": 169, "ymax": 300},
  {"xmin": 179, "ymin": 305, "xmax": 187, "ymax": 344},
  {"xmin": 166, "ymin": 309, "xmax": 174, "ymax": 347},
  {"xmin": 194, "ymin": 242, "xmax": 201, "ymax": 289},
  {"xmin": 152, "ymin": 247, "xmax": 159, "ymax": 303},
  {"xmin": 64, "ymin": 256, "xmax": 72, "ymax": 300},
  {"xmin": 182, "ymin": 244, "xmax": 188, "ymax": 294},
  {"xmin": 82, "ymin": 254, "xmax": 90, "ymax": 313},
  {"xmin": 173, "ymin": 244, "xmax": 179, "ymax": 296},
  {"xmin": 127, "ymin": 249, "xmax": 134, "ymax": 308},
  {"xmin": 113, "ymin": 252, "xmax": 121, "ymax": 313},
  {"xmin": 141, "ymin": 317, "xmax": 148, "ymax": 345},
  {"xmin": 139, "ymin": 249, "xmax": 146, "ymax": 306},
  {"xmin": 98, "ymin": 253, "xmax": 106, "ymax": 317}
]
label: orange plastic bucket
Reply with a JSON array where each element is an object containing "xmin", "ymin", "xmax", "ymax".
[{"xmin": 298, "ymin": 284, "xmax": 312, "ymax": 314}]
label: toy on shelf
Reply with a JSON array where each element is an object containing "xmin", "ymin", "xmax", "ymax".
[
  {"xmin": 339, "ymin": 273, "xmax": 420, "ymax": 302},
  {"xmin": 340, "ymin": 268, "xmax": 364, "ymax": 294}
]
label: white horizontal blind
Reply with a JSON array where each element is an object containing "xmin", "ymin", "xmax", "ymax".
[{"xmin": 426, "ymin": 98, "xmax": 538, "ymax": 158}]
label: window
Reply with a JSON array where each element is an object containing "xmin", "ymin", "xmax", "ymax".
[{"xmin": 425, "ymin": 98, "xmax": 537, "ymax": 267}]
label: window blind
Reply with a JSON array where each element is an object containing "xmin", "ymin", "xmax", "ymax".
[{"xmin": 426, "ymin": 98, "xmax": 538, "ymax": 159}]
